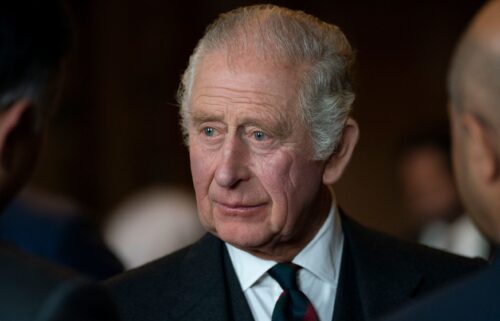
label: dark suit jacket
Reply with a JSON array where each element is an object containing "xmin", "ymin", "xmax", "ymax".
[
  {"xmin": 0, "ymin": 244, "xmax": 120, "ymax": 321},
  {"xmin": 378, "ymin": 250, "xmax": 500, "ymax": 321},
  {"xmin": 105, "ymin": 215, "xmax": 485, "ymax": 321},
  {"xmin": 0, "ymin": 197, "xmax": 124, "ymax": 280}
]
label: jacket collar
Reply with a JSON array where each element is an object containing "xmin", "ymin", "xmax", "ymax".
[
  {"xmin": 338, "ymin": 212, "xmax": 423, "ymax": 320},
  {"xmin": 168, "ymin": 233, "xmax": 253, "ymax": 321}
]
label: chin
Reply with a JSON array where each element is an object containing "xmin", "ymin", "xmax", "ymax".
[{"xmin": 215, "ymin": 221, "xmax": 273, "ymax": 251}]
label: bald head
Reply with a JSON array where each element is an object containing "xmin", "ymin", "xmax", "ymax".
[
  {"xmin": 449, "ymin": 0, "xmax": 500, "ymax": 126},
  {"xmin": 448, "ymin": 0, "xmax": 500, "ymax": 244}
]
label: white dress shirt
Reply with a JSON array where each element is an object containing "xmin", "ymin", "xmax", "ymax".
[
  {"xmin": 226, "ymin": 200, "xmax": 344, "ymax": 321},
  {"xmin": 419, "ymin": 214, "xmax": 489, "ymax": 259}
]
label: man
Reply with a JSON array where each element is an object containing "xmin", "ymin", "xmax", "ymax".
[
  {"xmin": 397, "ymin": 129, "xmax": 488, "ymax": 258},
  {"xmin": 379, "ymin": 1, "xmax": 500, "ymax": 320},
  {"xmin": 0, "ymin": 1, "xmax": 119, "ymax": 320},
  {"xmin": 107, "ymin": 5, "xmax": 484, "ymax": 321}
]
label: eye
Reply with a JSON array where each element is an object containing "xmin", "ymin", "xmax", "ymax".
[
  {"xmin": 203, "ymin": 127, "xmax": 216, "ymax": 137},
  {"xmin": 253, "ymin": 131, "xmax": 266, "ymax": 141}
]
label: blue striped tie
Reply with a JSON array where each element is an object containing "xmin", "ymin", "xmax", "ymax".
[{"xmin": 268, "ymin": 263, "xmax": 319, "ymax": 321}]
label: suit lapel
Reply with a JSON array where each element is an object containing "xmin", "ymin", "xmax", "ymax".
[
  {"xmin": 332, "ymin": 236, "xmax": 364, "ymax": 321},
  {"xmin": 222, "ymin": 248, "xmax": 255, "ymax": 321},
  {"xmin": 168, "ymin": 234, "xmax": 254, "ymax": 321},
  {"xmin": 167, "ymin": 234, "xmax": 230, "ymax": 321},
  {"xmin": 338, "ymin": 213, "xmax": 423, "ymax": 320}
]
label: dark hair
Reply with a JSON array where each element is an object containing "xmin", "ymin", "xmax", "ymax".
[
  {"xmin": 397, "ymin": 125, "xmax": 452, "ymax": 173},
  {"xmin": 0, "ymin": 0, "xmax": 72, "ymax": 121}
]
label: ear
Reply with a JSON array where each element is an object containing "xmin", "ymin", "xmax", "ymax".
[
  {"xmin": 462, "ymin": 112, "xmax": 499, "ymax": 183},
  {"xmin": 323, "ymin": 117, "xmax": 359, "ymax": 185},
  {"xmin": 0, "ymin": 100, "xmax": 36, "ymax": 170}
]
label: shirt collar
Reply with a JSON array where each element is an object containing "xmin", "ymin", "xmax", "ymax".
[
  {"xmin": 293, "ymin": 201, "xmax": 342, "ymax": 285},
  {"xmin": 226, "ymin": 193, "xmax": 343, "ymax": 290}
]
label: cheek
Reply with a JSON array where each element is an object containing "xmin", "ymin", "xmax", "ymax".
[
  {"xmin": 257, "ymin": 152, "xmax": 294, "ymax": 194},
  {"xmin": 189, "ymin": 146, "xmax": 216, "ymax": 226},
  {"xmin": 254, "ymin": 152, "xmax": 322, "ymax": 230},
  {"xmin": 451, "ymin": 133, "xmax": 468, "ymax": 197},
  {"xmin": 281, "ymin": 158, "xmax": 324, "ymax": 224},
  {"xmin": 190, "ymin": 151, "xmax": 208, "ymax": 192},
  {"xmin": 250, "ymin": 154, "xmax": 292, "ymax": 229},
  {"xmin": 189, "ymin": 143, "xmax": 218, "ymax": 188},
  {"xmin": 450, "ymin": 117, "xmax": 464, "ymax": 183}
]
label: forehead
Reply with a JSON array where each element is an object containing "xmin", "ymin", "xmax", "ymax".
[{"xmin": 189, "ymin": 52, "xmax": 302, "ymax": 119}]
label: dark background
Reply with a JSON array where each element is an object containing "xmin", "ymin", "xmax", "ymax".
[{"xmin": 31, "ymin": 0, "xmax": 485, "ymax": 237}]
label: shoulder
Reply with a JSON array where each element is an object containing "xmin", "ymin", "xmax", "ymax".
[
  {"xmin": 342, "ymin": 214, "xmax": 486, "ymax": 288},
  {"xmin": 104, "ymin": 244, "xmax": 192, "ymax": 298},
  {"xmin": 379, "ymin": 266, "xmax": 499, "ymax": 321},
  {"xmin": 103, "ymin": 233, "xmax": 227, "ymax": 321},
  {"xmin": 103, "ymin": 233, "xmax": 222, "ymax": 320},
  {"xmin": 1, "ymin": 199, "xmax": 124, "ymax": 279},
  {"xmin": 0, "ymin": 245, "xmax": 119, "ymax": 321}
]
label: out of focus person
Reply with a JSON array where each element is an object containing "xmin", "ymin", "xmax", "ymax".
[
  {"xmin": 104, "ymin": 186, "xmax": 204, "ymax": 269},
  {"xmin": 398, "ymin": 128, "xmax": 489, "ymax": 258},
  {"xmin": 106, "ymin": 5, "xmax": 484, "ymax": 321},
  {"xmin": 380, "ymin": 1, "xmax": 500, "ymax": 320},
  {"xmin": 1, "ymin": 186, "xmax": 124, "ymax": 279},
  {"xmin": 0, "ymin": 1, "xmax": 119, "ymax": 320}
]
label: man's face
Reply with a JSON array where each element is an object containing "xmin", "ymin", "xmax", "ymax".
[
  {"xmin": 449, "ymin": 101, "xmax": 498, "ymax": 241},
  {"xmin": 187, "ymin": 52, "xmax": 328, "ymax": 255}
]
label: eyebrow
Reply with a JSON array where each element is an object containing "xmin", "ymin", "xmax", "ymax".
[
  {"xmin": 188, "ymin": 104, "xmax": 295, "ymax": 138},
  {"xmin": 189, "ymin": 111, "xmax": 224, "ymax": 126}
]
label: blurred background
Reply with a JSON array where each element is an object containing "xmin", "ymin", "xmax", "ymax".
[{"xmin": 18, "ymin": 0, "xmax": 488, "ymax": 271}]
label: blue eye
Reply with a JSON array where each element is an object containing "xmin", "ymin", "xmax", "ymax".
[
  {"xmin": 253, "ymin": 131, "xmax": 266, "ymax": 141},
  {"xmin": 203, "ymin": 127, "xmax": 215, "ymax": 137}
]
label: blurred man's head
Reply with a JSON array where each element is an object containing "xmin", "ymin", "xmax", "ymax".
[
  {"xmin": 0, "ymin": 0, "xmax": 71, "ymax": 209},
  {"xmin": 177, "ymin": 5, "xmax": 359, "ymax": 261},
  {"xmin": 398, "ymin": 130, "xmax": 462, "ymax": 233},
  {"xmin": 448, "ymin": 0, "xmax": 500, "ymax": 244}
]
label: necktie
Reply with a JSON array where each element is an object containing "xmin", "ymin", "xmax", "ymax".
[{"xmin": 268, "ymin": 263, "xmax": 319, "ymax": 321}]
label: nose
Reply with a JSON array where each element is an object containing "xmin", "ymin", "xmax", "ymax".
[{"xmin": 214, "ymin": 135, "xmax": 250, "ymax": 188}]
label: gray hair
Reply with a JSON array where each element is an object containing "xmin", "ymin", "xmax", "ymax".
[{"xmin": 177, "ymin": 4, "xmax": 355, "ymax": 160}]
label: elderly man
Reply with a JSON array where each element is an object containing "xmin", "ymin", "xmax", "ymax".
[
  {"xmin": 379, "ymin": 1, "xmax": 500, "ymax": 320},
  {"xmin": 0, "ymin": 1, "xmax": 118, "ymax": 320},
  {"xmin": 107, "ymin": 5, "xmax": 484, "ymax": 321}
]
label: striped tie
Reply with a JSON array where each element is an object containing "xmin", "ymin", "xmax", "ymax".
[{"xmin": 268, "ymin": 263, "xmax": 319, "ymax": 321}]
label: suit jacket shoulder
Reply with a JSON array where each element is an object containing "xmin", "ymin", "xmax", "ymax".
[
  {"xmin": 0, "ymin": 245, "xmax": 119, "ymax": 321},
  {"xmin": 343, "ymin": 213, "xmax": 485, "ymax": 274},
  {"xmin": 105, "ymin": 233, "xmax": 252, "ymax": 321},
  {"xmin": 378, "ymin": 261, "xmax": 500, "ymax": 321},
  {"xmin": 337, "ymin": 214, "xmax": 486, "ymax": 320}
]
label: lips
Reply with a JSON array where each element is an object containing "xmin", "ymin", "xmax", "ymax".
[{"xmin": 213, "ymin": 200, "xmax": 267, "ymax": 216}]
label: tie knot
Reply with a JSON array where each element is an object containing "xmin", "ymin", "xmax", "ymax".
[{"xmin": 268, "ymin": 263, "xmax": 300, "ymax": 290}]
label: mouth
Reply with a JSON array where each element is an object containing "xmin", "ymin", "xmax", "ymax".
[{"xmin": 213, "ymin": 200, "xmax": 267, "ymax": 216}]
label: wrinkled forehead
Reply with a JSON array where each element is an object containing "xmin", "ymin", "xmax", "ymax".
[
  {"xmin": 187, "ymin": 51, "xmax": 305, "ymax": 133},
  {"xmin": 191, "ymin": 50, "xmax": 304, "ymax": 104}
]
